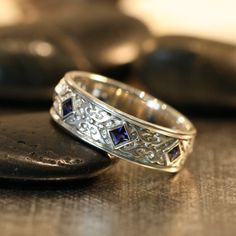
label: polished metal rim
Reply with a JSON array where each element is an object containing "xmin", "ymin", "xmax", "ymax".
[{"xmin": 50, "ymin": 71, "xmax": 196, "ymax": 172}]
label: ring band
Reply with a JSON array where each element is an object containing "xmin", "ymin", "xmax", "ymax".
[{"xmin": 50, "ymin": 71, "xmax": 196, "ymax": 172}]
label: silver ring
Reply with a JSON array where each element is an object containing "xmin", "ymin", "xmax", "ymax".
[{"xmin": 50, "ymin": 71, "xmax": 196, "ymax": 172}]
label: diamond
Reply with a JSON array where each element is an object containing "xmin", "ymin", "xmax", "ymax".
[
  {"xmin": 109, "ymin": 125, "xmax": 130, "ymax": 146},
  {"xmin": 62, "ymin": 98, "xmax": 73, "ymax": 117},
  {"xmin": 168, "ymin": 145, "xmax": 181, "ymax": 162}
]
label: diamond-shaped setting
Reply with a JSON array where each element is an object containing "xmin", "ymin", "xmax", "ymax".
[
  {"xmin": 109, "ymin": 125, "xmax": 130, "ymax": 146},
  {"xmin": 168, "ymin": 145, "xmax": 181, "ymax": 162},
  {"xmin": 62, "ymin": 98, "xmax": 73, "ymax": 117}
]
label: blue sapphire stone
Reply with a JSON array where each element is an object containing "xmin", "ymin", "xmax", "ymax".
[
  {"xmin": 62, "ymin": 98, "xmax": 73, "ymax": 117},
  {"xmin": 168, "ymin": 145, "xmax": 181, "ymax": 162},
  {"xmin": 109, "ymin": 125, "xmax": 129, "ymax": 146}
]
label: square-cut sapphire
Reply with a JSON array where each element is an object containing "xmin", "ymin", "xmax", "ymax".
[
  {"xmin": 168, "ymin": 145, "xmax": 181, "ymax": 162},
  {"xmin": 109, "ymin": 125, "xmax": 129, "ymax": 146},
  {"xmin": 62, "ymin": 98, "xmax": 73, "ymax": 117}
]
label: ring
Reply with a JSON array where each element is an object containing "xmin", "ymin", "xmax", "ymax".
[{"xmin": 50, "ymin": 71, "xmax": 196, "ymax": 172}]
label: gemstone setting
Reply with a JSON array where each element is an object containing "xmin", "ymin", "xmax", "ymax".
[
  {"xmin": 168, "ymin": 145, "xmax": 181, "ymax": 162},
  {"xmin": 62, "ymin": 98, "xmax": 73, "ymax": 117},
  {"xmin": 109, "ymin": 125, "xmax": 130, "ymax": 147}
]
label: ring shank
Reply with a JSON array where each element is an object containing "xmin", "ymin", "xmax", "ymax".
[
  {"xmin": 51, "ymin": 71, "xmax": 196, "ymax": 172},
  {"xmin": 69, "ymin": 72, "xmax": 195, "ymax": 135}
]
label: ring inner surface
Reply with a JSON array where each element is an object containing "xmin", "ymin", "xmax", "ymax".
[{"xmin": 73, "ymin": 76, "xmax": 193, "ymax": 132}]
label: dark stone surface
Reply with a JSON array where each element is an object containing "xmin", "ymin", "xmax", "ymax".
[
  {"xmin": 0, "ymin": 3, "xmax": 152, "ymax": 102},
  {"xmin": 0, "ymin": 24, "xmax": 78, "ymax": 102},
  {"xmin": 0, "ymin": 111, "xmax": 114, "ymax": 180},
  {"xmin": 42, "ymin": 4, "xmax": 152, "ymax": 77},
  {"xmin": 24, "ymin": 1, "xmax": 150, "ymax": 75},
  {"xmin": 0, "ymin": 118, "xmax": 235, "ymax": 236},
  {"xmin": 138, "ymin": 35, "xmax": 236, "ymax": 110}
]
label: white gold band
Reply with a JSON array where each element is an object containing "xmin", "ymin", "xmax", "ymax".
[{"xmin": 50, "ymin": 71, "xmax": 196, "ymax": 172}]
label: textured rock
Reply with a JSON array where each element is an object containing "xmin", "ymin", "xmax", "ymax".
[
  {"xmin": 138, "ymin": 35, "xmax": 236, "ymax": 110},
  {"xmin": 0, "ymin": 111, "xmax": 114, "ymax": 180}
]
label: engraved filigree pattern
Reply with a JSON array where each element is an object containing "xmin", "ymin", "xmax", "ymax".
[{"xmin": 52, "ymin": 79, "xmax": 193, "ymax": 168}]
